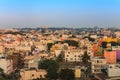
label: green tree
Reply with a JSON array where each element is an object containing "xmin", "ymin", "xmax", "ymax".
[
  {"xmin": 47, "ymin": 43, "xmax": 53, "ymax": 52},
  {"xmin": 97, "ymin": 47, "xmax": 103, "ymax": 56},
  {"xmin": 59, "ymin": 68, "xmax": 75, "ymax": 80},
  {"xmin": 118, "ymin": 39, "xmax": 120, "ymax": 46},
  {"xmin": 56, "ymin": 51, "xmax": 64, "ymax": 63},
  {"xmin": 0, "ymin": 68, "xmax": 12, "ymax": 80},
  {"xmin": 38, "ymin": 59, "xmax": 59, "ymax": 80},
  {"xmin": 82, "ymin": 51, "xmax": 90, "ymax": 64},
  {"xmin": 64, "ymin": 40, "xmax": 78, "ymax": 47}
]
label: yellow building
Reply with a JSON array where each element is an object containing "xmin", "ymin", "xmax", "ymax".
[
  {"xmin": 102, "ymin": 37, "xmax": 118, "ymax": 42},
  {"xmin": 20, "ymin": 69, "xmax": 47, "ymax": 80},
  {"xmin": 75, "ymin": 68, "xmax": 81, "ymax": 78}
]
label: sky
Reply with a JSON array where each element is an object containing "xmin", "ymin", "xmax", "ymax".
[{"xmin": 0, "ymin": 0, "xmax": 120, "ymax": 28}]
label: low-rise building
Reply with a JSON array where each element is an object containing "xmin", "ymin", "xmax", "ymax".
[
  {"xmin": 74, "ymin": 66, "xmax": 81, "ymax": 78},
  {"xmin": 20, "ymin": 69, "xmax": 47, "ymax": 80},
  {"xmin": 104, "ymin": 50, "xmax": 116, "ymax": 64},
  {"xmin": 24, "ymin": 56, "xmax": 39, "ymax": 69},
  {"xmin": 105, "ymin": 64, "xmax": 120, "ymax": 77},
  {"xmin": 91, "ymin": 56, "xmax": 106, "ymax": 74},
  {"xmin": 64, "ymin": 49, "xmax": 84, "ymax": 62},
  {"xmin": 15, "ymin": 46, "xmax": 31, "ymax": 52}
]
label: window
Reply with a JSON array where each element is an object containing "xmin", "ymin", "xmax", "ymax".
[
  {"xmin": 75, "ymin": 58, "xmax": 76, "ymax": 61},
  {"xmin": 40, "ymin": 75, "xmax": 42, "ymax": 78},
  {"xmin": 32, "ymin": 74, "xmax": 34, "ymax": 77},
  {"xmin": 97, "ymin": 60, "xmax": 99, "ymax": 63},
  {"xmin": 66, "ymin": 55, "xmax": 69, "ymax": 57}
]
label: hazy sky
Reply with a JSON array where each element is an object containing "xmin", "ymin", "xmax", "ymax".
[{"xmin": 0, "ymin": 0, "xmax": 120, "ymax": 28}]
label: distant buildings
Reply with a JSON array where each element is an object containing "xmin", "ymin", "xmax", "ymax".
[{"xmin": 0, "ymin": 28, "xmax": 120, "ymax": 79}]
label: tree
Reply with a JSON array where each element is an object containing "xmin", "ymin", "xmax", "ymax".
[
  {"xmin": 82, "ymin": 51, "xmax": 90, "ymax": 64},
  {"xmin": 0, "ymin": 68, "xmax": 12, "ymax": 80},
  {"xmin": 0, "ymin": 68, "xmax": 4, "ymax": 74},
  {"xmin": 101, "ymin": 42, "xmax": 107, "ymax": 48},
  {"xmin": 47, "ymin": 43, "xmax": 53, "ymax": 52},
  {"xmin": 118, "ymin": 39, "xmax": 120, "ymax": 46},
  {"xmin": 64, "ymin": 40, "xmax": 78, "ymax": 47},
  {"xmin": 111, "ymin": 41, "xmax": 118, "ymax": 46},
  {"xmin": 59, "ymin": 68, "xmax": 75, "ymax": 80},
  {"xmin": 56, "ymin": 51, "xmax": 64, "ymax": 63},
  {"xmin": 38, "ymin": 59, "xmax": 59, "ymax": 80},
  {"xmin": 97, "ymin": 46, "xmax": 103, "ymax": 56}
]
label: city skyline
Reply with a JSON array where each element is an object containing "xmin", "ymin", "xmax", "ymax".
[{"xmin": 0, "ymin": 0, "xmax": 120, "ymax": 28}]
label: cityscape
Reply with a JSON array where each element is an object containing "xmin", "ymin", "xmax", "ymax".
[
  {"xmin": 0, "ymin": 0, "xmax": 120, "ymax": 80},
  {"xmin": 0, "ymin": 27, "xmax": 120, "ymax": 80}
]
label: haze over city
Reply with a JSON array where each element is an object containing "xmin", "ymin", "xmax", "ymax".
[{"xmin": 0, "ymin": 0, "xmax": 120, "ymax": 28}]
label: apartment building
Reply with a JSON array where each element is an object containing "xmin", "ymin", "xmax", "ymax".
[
  {"xmin": 91, "ymin": 57, "xmax": 106, "ymax": 74},
  {"xmin": 64, "ymin": 49, "xmax": 84, "ymax": 62}
]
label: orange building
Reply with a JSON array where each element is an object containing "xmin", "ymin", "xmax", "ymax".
[
  {"xmin": 93, "ymin": 43, "xmax": 98, "ymax": 56},
  {"xmin": 104, "ymin": 50, "xmax": 116, "ymax": 64}
]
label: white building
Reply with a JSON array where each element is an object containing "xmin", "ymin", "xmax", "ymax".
[
  {"xmin": 0, "ymin": 57, "xmax": 13, "ymax": 74},
  {"xmin": 105, "ymin": 64, "xmax": 120, "ymax": 77},
  {"xmin": 91, "ymin": 57, "xmax": 106, "ymax": 74},
  {"xmin": 64, "ymin": 49, "xmax": 84, "ymax": 62}
]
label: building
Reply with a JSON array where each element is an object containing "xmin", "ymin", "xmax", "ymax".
[
  {"xmin": 91, "ymin": 57, "xmax": 106, "ymax": 74},
  {"xmin": 64, "ymin": 49, "xmax": 84, "ymax": 62},
  {"xmin": 105, "ymin": 64, "xmax": 120, "ymax": 77},
  {"xmin": 20, "ymin": 69, "xmax": 47, "ymax": 80},
  {"xmin": 74, "ymin": 66, "xmax": 81, "ymax": 78},
  {"xmin": 116, "ymin": 50, "xmax": 120, "ymax": 60},
  {"xmin": 0, "ymin": 57, "xmax": 13, "ymax": 74},
  {"xmin": 24, "ymin": 56, "xmax": 39, "ymax": 69},
  {"xmin": 104, "ymin": 50, "xmax": 116, "ymax": 64},
  {"xmin": 93, "ymin": 43, "xmax": 98, "ymax": 56},
  {"xmin": 15, "ymin": 46, "xmax": 31, "ymax": 52}
]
